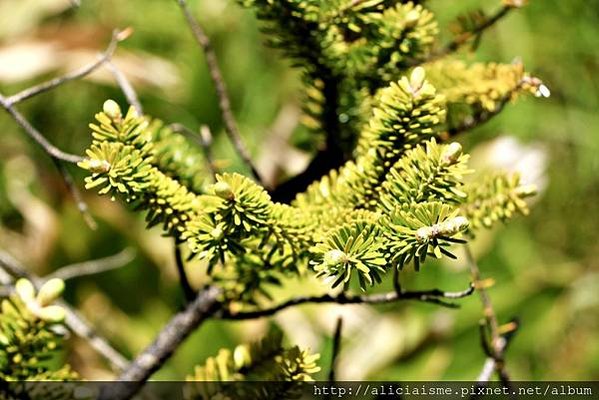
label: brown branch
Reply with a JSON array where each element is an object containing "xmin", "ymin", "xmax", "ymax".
[
  {"xmin": 46, "ymin": 248, "xmax": 135, "ymax": 281},
  {"xmin": 53, "ymin": 159, "xmax": 98, "ymax": 229},
  {"xmin": 0, "ymin": 250, "xmax": 129, "ymax": 371},
  {"xmin": 0, "ymin": 93, "xmax": 84, "ymax": 164},
  {"xmin": 3, "ymin": 30, "xmax": 123, "ymax": 106},
  {"xmin": 105, "ymin": 60, "xmax": 143, "ymax": 115},
  {"xmin": 220, "ymin": 283, "xmax": 475, "ymax": 320},
  {"xmin": 173, "ymin": 241, "xmax": 196, "ymax": 303},
  {"xmin": 464, "ymin": 245, "xmax": 512, "ymax": 386},
  {"xmin": 99, "ymin": 286, "xmax": 221, "ymax": 400},
  {"xmin": 424, "ymin": 5, "xmax": 514, "ymax": 65},
  {"xmin": 328, "ymin": 317, "xmax": 343, "ymax": 383},
  {"xmin": 175, "ymin": 0, "xmax": 263, "ymax": 185}
]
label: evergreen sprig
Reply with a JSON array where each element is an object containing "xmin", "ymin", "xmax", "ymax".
[
  {"xmin": 0, "ymin": 279, "xmax": 75, "ymax": 382},
  {"xmin": 184, "ymin": 328, "xmax": 320, "ymax": 400}
]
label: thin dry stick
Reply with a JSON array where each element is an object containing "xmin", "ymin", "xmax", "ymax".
[
  {"xmin": 0, "ymin": 93, "xmax": 84, "ymax": 164},
  {"xmin": 4, "ymin": 30, "xmax": 123, "ymax": 106},
  {"xmin": 52, "ymin": 159, "xmax": 97, "ymax": 230},
  {"xmin": 173, "ymin": 242, "xmax": 196, "ymax": 303},
  {"xmin": 105, "ymin": 60, "xmax": 143, "ymax": 115},
  {"xmin": 464, "ymin": 245, "xmax": 511, "ymax": 385},
  {"xmin": 328, "ymin": 317, "xmax": 343, "ymax": 382},
  {"xmin": 220, "ymin": 283, "xmax": 476, "ymax": 320},
  {"xmin": 101, "ymin": 281, "xmax": 473, "ymax": 399},
  {"xmin": 0, "ymin": 250, "xmax": 129, "ymax": 372},
  {"xmin": 99, "ymin": 286, "xmax": 221, "ymax": 400},
  {"xmin": 46, "ymin": 248, "xmax": 135, "ymax": 281},
  {"xmin": 175, "ymin": 0, "xmax": 263, "ymax": 185},
  {"xmin": 422, "ymin": 5, "xmax": 515, "ymax": 65}
]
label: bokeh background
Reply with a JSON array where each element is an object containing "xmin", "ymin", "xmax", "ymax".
[{"xmin": 0, "ymin": 0, "xmax": 597, "ymax": 380}]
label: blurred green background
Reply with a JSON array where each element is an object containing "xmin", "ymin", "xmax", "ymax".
[{"xmin": 0, "ymin": 0, "xmax": 597, "ymax": 381}]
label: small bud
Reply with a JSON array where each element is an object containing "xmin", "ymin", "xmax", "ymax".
[
  {"xmin": 37, "ymin": 305, "xmax": 66, "ymax": 323},
  {"xmin": 536, "ymin": 84, "xmax": 551, "ymax": 98},
  {"xmin": 103, "ymin": 99, "xmax": 122, "ymax": 120},
  {"xmin": 441, "ymin": 142, "xmax": 463, "ymax": 165},
  {"xmin": 404, "ymin": 9, "xmax": 420, "ymax": 28},
  {"xmin": 233, "ymin": 345, "xmax": 251, "ymax": 369},
  {"xmin": 324, "ymin": 249, "xmax": 348, "ymax": 266},
  {"xmin": 86, "ymin": 159, "xmax": 111, "ymax": 174},
  {"xmin": 410, "ymin": 67, "xmax": 426, "ymax": 92},
  {"xmin": 440, "ymin": 216, "xmax": 469, "ymax": 236},
  {"xmin": 36, "ymin": 278, "xmax": 65, "ymax": 307},
  {"xmin": 15, "ymin": 279, "xmax": 35, "ymax": 303},
  {"xmin": 213, "ymin": 181, "xmax": 234, "ymax": 200},
  {"xmin": 416, "ymin": 226, "xmax": 434, "ymax": 242},
  {"xmin": 210, "ymin": 227, "xmax": 224, "ymax": 240}
]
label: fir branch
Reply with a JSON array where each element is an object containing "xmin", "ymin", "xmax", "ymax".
[
  {"xmin": 0, "ymin": 250, "xmax": 130, "ymax": 372},
  {"xmin": 175, "ymin": 0, "xmax": 263, "ymax": 185},
  {"xmin": 445, "ymin": 75, "xmax": 548, "ymax": 138},
  {"xmin": 220, "ymin": 282, "xmax": 475, "ymax": 320},
  {"xmin": 46, "ymin": 248, "xmax": 135, "ymax": 281}
]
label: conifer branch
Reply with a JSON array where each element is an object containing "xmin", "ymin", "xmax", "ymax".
[
  {"xmin": 220, "ymin": 283, "xmax": 475, "ymax": 320},
  {"xmin": 175, "ymin": 0, "xmax": 263, "ymax": 185},
  {"xmin": 3, "ymin": 30, "xmax": 124, "ymax": 106},
  {"xmin": 46, "ymin": 248, "xmax": 135, "ymax": 281},
  {"xmin": 0, "ymin": 250, "xmax": 129, "ymax": 371},
  {"xmin": 100, "ymin": 286, "xmax": 221, "ymax": 400}
]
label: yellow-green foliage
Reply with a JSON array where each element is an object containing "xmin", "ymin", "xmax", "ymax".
[
  {"xmin": 184, "ymin": 329, "xmax": 320, "ymax": 400},
  {"xmin": 239, "ymin": 0, "xmax": 539, "ymax": 153},
  {"xmin": 0, "ymin": 279, "xmax": 76, "ymax": 382},
  {"xmin": 79, "ymin": 1, "xmax": 543, "ymax": 298},
  {"xmin": 80, "ymin": 67, "xmax": 536, "ymax": 296}
]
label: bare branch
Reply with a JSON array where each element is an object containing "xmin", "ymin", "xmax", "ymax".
[
  {"xmin": 105, "ymin": 60, "xmax": 143, "ymax": 115},
  {"xmin": 328, "ymin": 317, "xmax": 343, "ymax": 382},
  {"xmin": 423, "ymin": 5, "xmax": 514, "ymax": 65},
  {"xmin": 52, "ymin": 159, "xmax": 98, "ymax": 230},
  {"xmin": 465, "ymin": 245, "xmax": 512, "ymax": 386},
  {"xmin": 0, "ymin": 93, "xmax": 84, "ymax": 164},
  {"xmin": 173, "ymin": 242, "xmax": 196, "ymax": 303},
  {"xmin": 0, "ymin": 250, "xmax": 129, "ymax": 372},
  {"xmin": 220, "ymin": 283, "xmax": 475, "ymax": 320},
  {"xmin": 46, "ymin": 248, "xmax": 135, "ymax": 281},
  {"xmin": 99, "ymin": 286, "xmax": 221, "ymax": 400},
  {"xmin": 175, "ymin": 0, "xmax": 263, "ymax": 185},
  {"xmin": 4, "ymin": 30, "xmax": 123, "ymax": 106}
]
